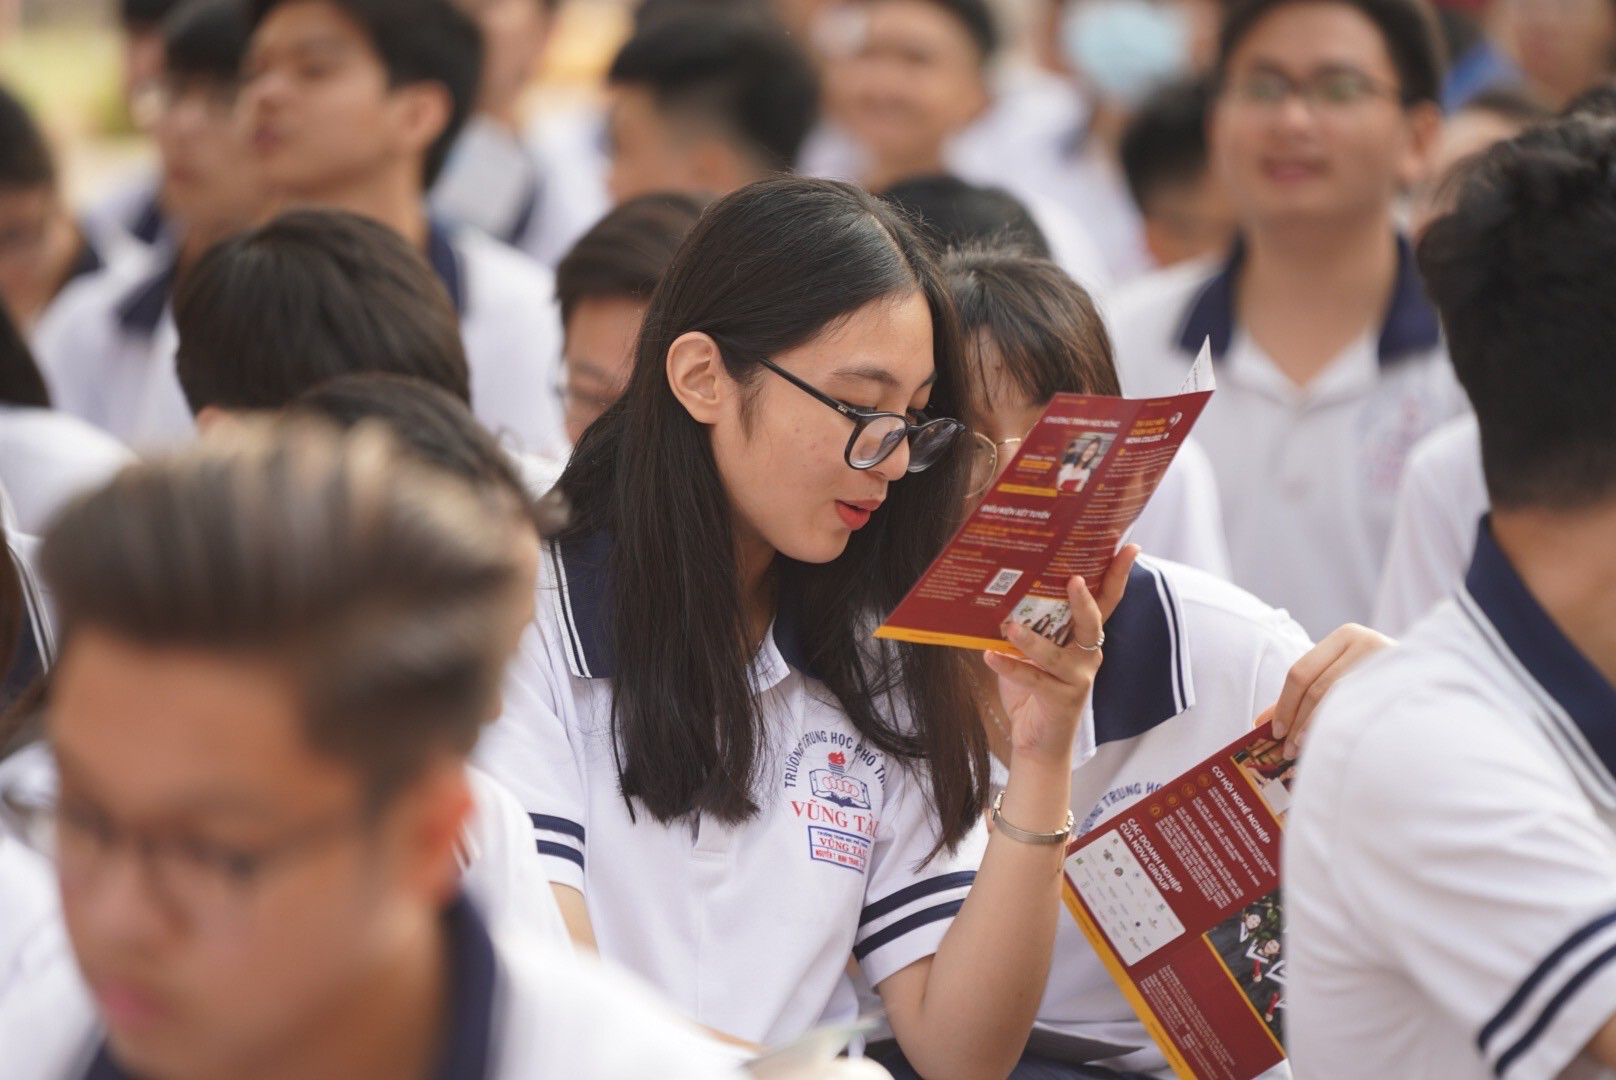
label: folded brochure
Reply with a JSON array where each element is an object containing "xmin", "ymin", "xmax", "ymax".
[
  {"xmin": 1062, "ymin": 720, "xmax": 1294, "ymax": 1080},
  {"xmin": 874, "ymin": 342, "xmax": 1214, "ymax": 654}
]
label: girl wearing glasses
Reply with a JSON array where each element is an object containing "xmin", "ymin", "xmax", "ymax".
[
  {"xmin": 942, "ymin": 243, "xmax": 1389, "ymax": 1075},
  {"xmin": 482, "ymin": 177, "xmax": 1135, "ymax": 1076}
]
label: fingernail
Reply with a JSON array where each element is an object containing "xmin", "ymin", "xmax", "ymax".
[
  {"xmin": 1006, "ymin": 623, "xmax": 1026, "ymax": 640},
  {"xmin": 1074, "ymin": 576, "xmax": 1087, "ymax": 589}
]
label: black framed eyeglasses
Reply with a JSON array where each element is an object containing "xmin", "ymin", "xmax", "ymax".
[{"xmin": 756, "ymin": 356, "xmax": 964, "ymax": 472}]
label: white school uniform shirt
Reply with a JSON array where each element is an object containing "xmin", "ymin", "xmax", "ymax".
[
  {"xmin": 1106, "ymin": 238, "xmax": 1468, "ymax": 638},
  {"xmin": 1372, "ymin": 413, "xmax": 1486, "ymax": 636},
  {"xmin": 1127, "ymin": 436, "xmax": 1231, "ymax": 579},
  {"xmin": 476, "ymin": 531, "xmax": 987, "ymax": 1045},
  {"xmin": 1017, "ymin": 129, "xmax": 1154, "ymax": 287},
  {"xmin": 1286, "ymin": 519, "xmax": 1616, "ymax": 1080},
  {"xmin": 432, "ymin": 110, "xmax": 611, "ymax": 270},
  {"xmin": 31, "ymin": 248, "xmax": 192, "ymax": 453},
  {"xmin": 0, "ymin": 406, "xmax": 134, "ymax": 534},
  {"xmin": 0, "ymin": 894, "xmax": 746, "ymax": 1080},
  {"xmin": 1005, "ymin": 557, "xmax": 1309, "ymax": 1075},
  {"xmin": 31, "ymin": 222, "xmax": 568, "ymax": 457}
]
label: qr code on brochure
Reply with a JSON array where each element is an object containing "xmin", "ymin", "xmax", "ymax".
[{"xmin": 984, "ymin": 568, "xmax": 1022, "ymax": 596}]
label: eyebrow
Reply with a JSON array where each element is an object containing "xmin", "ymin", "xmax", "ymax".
[
  {"xmin": 53, "ymin": 744, "xmax": 281, "ymax": 821},
  {"xmin": 829, "ymin": 365, "xmax": 938, "ymax": 391}
]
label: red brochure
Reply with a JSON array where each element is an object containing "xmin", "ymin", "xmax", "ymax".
[
  {"xmin": 1061, "ymin": 721, "xmax": 1294, "ymax": 1080},
  {"xmin": 874, "ymin": 344, "xmax": 1213, "ymax": 654}
]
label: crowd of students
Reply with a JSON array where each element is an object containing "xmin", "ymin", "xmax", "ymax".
[{"xmin": 2, "ymin": 0, "xmax": 1616, "ymax": 1077}]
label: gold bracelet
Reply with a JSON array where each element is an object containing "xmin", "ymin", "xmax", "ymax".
[{"xmin": 991, "ymin": 791, "xmax": 1075, "ymax": 846}]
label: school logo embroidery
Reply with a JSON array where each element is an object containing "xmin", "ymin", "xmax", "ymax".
[
  {"xmin": 810, "ymin": 751, "xmax": 872, "ymax": 809},
  {"xmin": 807, "ymin": 826, "xmax": 872, "ymax": 873}
]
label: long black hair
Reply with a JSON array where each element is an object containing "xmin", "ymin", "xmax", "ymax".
[{"xmin": 559, "ymin": 176, "xmax": 987, "ymax": 851}]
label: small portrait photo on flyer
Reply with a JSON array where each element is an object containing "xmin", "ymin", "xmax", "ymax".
[
  {"xmin": 1006, "ymin": 594, "xmax": 1074, "ymax": 646},
  {"xmin": 1056, "ymin": 432, "xmax": 1115, "ymax": 493}
]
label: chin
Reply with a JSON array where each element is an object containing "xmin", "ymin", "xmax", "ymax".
[{"xmin": 775, "ymin": 529, "xmax": 853, "ymax": 566}]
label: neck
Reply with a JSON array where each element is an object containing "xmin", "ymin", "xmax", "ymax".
[
  {"xmin": 1492, "ymin": 505, "xmax": 1616, "ymax": 688},
  {"xmin": 1236, "ymin": 213, "xmax": 1400, "ymax": 385},
  {"xmin": 223, "ymin": 905, "xmax": 450, "ymax": 1080},
  {"xmin": 1084, "ymin": 101, "xmax": 1130, "ymax": 160},
  {"xmin": 864, "ymin": 148, "xmax": 949, "ymax": 195},
  {"xmin": 733, "ymin": 525, "xmax": 778, "ymax": 650},
  {"xmin": 275, "ymin": 166, "xmax": 429, "ymax": 249}
]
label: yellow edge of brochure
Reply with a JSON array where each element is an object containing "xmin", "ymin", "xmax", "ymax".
[
  {"xmin": 993, "ymin": 484, "xmax": 1059, "ymax": 497},
  {"xmin": 1060, "ymin": 885, "xmax": 1198, "ymax": 1080},
  {"xmin": 872, "ymin": 626, "xmax": 1023, "ymax": 655}
]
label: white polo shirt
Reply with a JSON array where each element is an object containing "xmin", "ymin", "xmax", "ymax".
[
  {"xmin": 0, "ymin": 406, "xmax": 133, "ymax": 535},
  {"xmin": 1286, "ymin": 520, "xmax": 1616, "ymax": 1080},
  {"xmin": 1372, "ymin": 413, "xmax": 1486, "ymax": 635},
  {"xmin": 1015, "ymin": 557, "xmax": 1310, "ymax": 1074},
  {"xmin": 477, "ymin": 530, "xmax": 987, "ymax": 1045},
  {"xmin": 31, "ymin": 223, "xmax": 567, "ymax": 457},
  {"xmin": 1107, "ymin": 238, "xmax": 1468, "ymax": 638},
  {"xmin": 0, "ymin": 894, "xmax": 746, "ymax": 1080},
  {"xmin": 1128, "ymin": 437, "xmax": 1231, "ymax": 580}
]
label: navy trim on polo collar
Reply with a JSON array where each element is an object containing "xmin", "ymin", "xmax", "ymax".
[
  {"xmin": 83, "ymin": 894, "xmax": 496, "ymax": 1080},
  {"xmin": 1174, "ymin": 234, "xmax": 1440, "ymax": 366},
  {"xmin": 1463, "ymin": 518, "xmax": 1616, "ymax": 781},
  {"xmin": 129, "ymin": 194, "xmax": 167, "ymax": 247},
  {"xmin": 1092, "ymin": 560, "xmax": 1195, "ymax": 746},
  {"xmin": 550, "ymin": 531, "xmax": 822, "ymax": 679},
  {"xmin": 549, "ymin": 534, "xmax": 1194, "ymax": 741},
  {"xmin": 114, "ymin": 260, "xmax": 179, "ymax": 336},
  {"xmin": 426, "ymin": 220, "xmax": 467, "ymax": 315}
]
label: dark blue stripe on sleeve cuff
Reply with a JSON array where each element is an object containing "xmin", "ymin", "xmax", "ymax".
[
  {"xmin": 529, "ymin": 813, "xmax": 586, "ymax": 842},
  {"xmin": 1480, "ymin": 909, "xmax": 1616, "ymax": 1055},
  {"xmin": 853, "ymin": 900, "xmax": 965, "ymax": 961},
  {"xmin": 536, "ymin": 840, "xmax": 585, "ymax": 869},
  {"xmin": 859, "ymin": 872, "xmax": 976, "ymax": 926},
  {"xmin": 1494, "ymin": 942, "xmax": 1616, "ymax": 1078}
]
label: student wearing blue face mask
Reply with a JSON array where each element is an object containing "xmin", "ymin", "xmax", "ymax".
[{"xmin": 1014, "ymin": 0, "xmax": 1216, "ymax": 283}]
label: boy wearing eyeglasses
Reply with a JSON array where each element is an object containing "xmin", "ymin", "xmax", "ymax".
[{"xmin": 1107, "ymin": 0, "xmax": 1466, "ymax": 640}]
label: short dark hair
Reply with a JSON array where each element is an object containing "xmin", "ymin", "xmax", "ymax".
[
  {"xmin": 942, "ymin": 245, "xmax": 1121, "ymax": 416},
  {"xmin": 1121, "ymin": 75, "xmax": 1215, "ymax": 216},
  {"xmin": 248, "ymin": 0, "xmax": 482, "ymax": 187},
  {"xmin": 608, "ymin": 13, "xmax": 819, "ymax": 174},
  {"xmin": 291, "ymin": 373, "xmax": 566, "ymax": 536},
  {"xmin": 1418, "ymin": 117, "xmax": 1616, "ymax": 510},
  {"xmin": 890, "ymin": 0, "xmax": 1000, "ymax": 61},
  {"xmin": 41, "ymin": 420, "xmax": 525, "ymax": 797},
  {"xmin": 122, "ymin": 0, "xmax": 186, "ymax": 29},
  {"xmin": 555, "ymin": 192, "xmax": 707, "ymax": 325},
  {"xmin": 880, "ymin": 175, "xmax": 1051, "ymax": 260},
  {"xmin": 0, "ymin": 302, "xmax": 50, "ymax": 409},
  {"xmin": 174, "ymin": 209, "xmax": 470, "ymax": 414},
  {"xmin": 1216, "ymin": 0, "xmax": 1445, "ymax": 106},
  {"xmin": 164, "ymin": 0, "xmax": 252, "ymax": 83},
  {"xmin": 0, "ymin": 85, "xmax": 55, "ymax": 192}
]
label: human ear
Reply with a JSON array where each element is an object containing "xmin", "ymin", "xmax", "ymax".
[
  {"xmin": 1397, "ymin": 102, "xmax": 1444, "ymax": 191},
  {"xmin": 393, "ymin": 81, "xmax": 453, "ymax": 165},
  {"xmin": 665, "ymin": 330, "xmax": 727, "ymax": 425}
]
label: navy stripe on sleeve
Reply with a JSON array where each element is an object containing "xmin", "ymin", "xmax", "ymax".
[
  {"xmin": 1479, "ymin": 909, "xmax": 1616, "ymax": 1056},
  {"xmin": 853, "ymin": 901, "xmax": 966, "ymax": 961},
  {"xmin": 1494, "ymin": 942, "xmax": 1616, "ymax": 1077},
  {"xmin": 529, "ymin": 813, "xmax": 586, "ymax": 842},
  {"xmin": 536, "ymin": 841, "xmax": 585, "ymax": 869},
  {"xmin": 859, "ymin": 871, "xmax": 977, "ymax": 926}
]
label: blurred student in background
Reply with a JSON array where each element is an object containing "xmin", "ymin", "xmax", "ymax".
[
  {"xmin": 432, "ymin": 0, "xmax": 610, "ymax": 267},
  {"xmin": 32, "ymin": 0, "xmax": 267, "ymax": 451},
  {"xmin": 553, "ymin": 191, "xmax": 705, "ymax": 444},
  {"xmin": 1119, "ymin": 74, "xmax": 1236, "ymax": 269},
  {"xmin": 241, "ymin": 0, "xmax": 566, "ymax": 455},
  {"xmin": 1109, "ymin": 0, "xmax": 1465, "ymax": 638},
  {"xmin": 0, "ymin": 89, "xmax": 127, "ymax": 335},
  {"xmin": 604, "ymin": 12, "xmax": 819, "ymax": 204}
]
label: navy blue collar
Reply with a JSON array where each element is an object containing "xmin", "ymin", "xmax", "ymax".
[
  {"xmin": 426, "ymin": 219, "xmax": 467, "ymax": 315},
  {"xmin": 129, "ymin": 194, "xmax": 167, "ymax": 247},
  {"xmin": 549, "ymin": 531, "xmax": 821, "ymax": 679},
  {"xmin": 114, "ymin": 260, "xmax": 179, "ymax": 337},
  {"xmin": 83, "ymin": 895, "xmax": 497, "ymax": 1080},
  {"xmin": 1175, "ymin": 234, "xmax": 1440, "ymax": 366},
  {"xmin": 1463, "ymin": 518, "xmax": 1616, "ymax": 780},
  {"xmin": 549, "ymin": 534, "xmax": 1194, "ymax": 742},
  {"xmin": 1092, "ymin": 560, "xmax": 1194, "ymax": 746}
]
